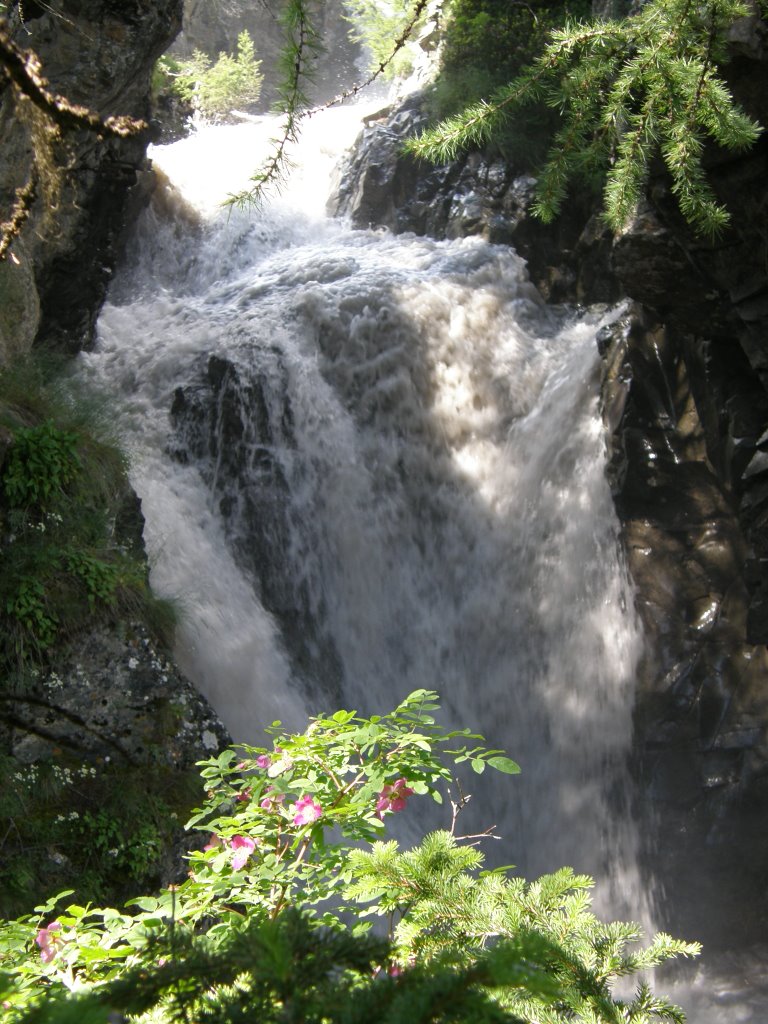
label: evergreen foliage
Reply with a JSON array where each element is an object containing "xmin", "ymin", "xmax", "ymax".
[
  {"xmin": 343, "ymin": 0, "xmax": 427, "ymax": 79},
  {"xmin": 0, "ymin": 692, "xmax": 700, "ymax": 1024},
  {"xmin": 408, "ymin": 0, "xmax": 763, "ymax": 236},
  {"xmin": 427, "ymin": 0, "xmax": 590, "ymax": 161},
  {"xmin": 162, "ymin": 31, "xmax": 263, "ymax": 122}
]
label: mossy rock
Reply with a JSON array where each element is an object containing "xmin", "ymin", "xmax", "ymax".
[{"xmin": 0, "ymin": 247, "xmax": 39, "ymax": 366}]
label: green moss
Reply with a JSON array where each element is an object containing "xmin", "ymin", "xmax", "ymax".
[
  {"xmin": 0, "ymin": 358, "xmax": 191, "ymax": 914},
  {"xmin": 0, "ymin": 357, "xmax": 176, "ymax": 680}
]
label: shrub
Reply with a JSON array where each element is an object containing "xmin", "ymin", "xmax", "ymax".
[
  {"xmin": 169, "ymin": 31, "xmax": 264, "ymax": 121},
  {"xmin": 0, "ymin": 691, "xmax": 700, "ymax": 1024}
]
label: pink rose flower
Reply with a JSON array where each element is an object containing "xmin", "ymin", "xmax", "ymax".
[
  {"xmin": 376, "ymin": 778, "xmax": 415, "ymax": 818},
  {"xmin": 228, "ymin": 835, "xmax": 256, "ymax": 870},
  {"xmin": 260, "ymin": 787, "xmax": 285, "ymax": 811},
  {"xmin": 291, "ymin": 794, "xmax": 322, "ymax": 826},
  {"xmin": 256, "ymin": 754, "xmax": 272, "ymax": 769},
  {"xmin": 35, "ymin": 921, "xmax": 62, "ymax": 964},
  {"xmin": 268, "ymin": 754, "xmax": 293, "ymax": 778}
]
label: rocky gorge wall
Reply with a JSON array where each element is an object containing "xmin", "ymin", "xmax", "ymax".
[
  {"xmin": 1, "ymin": 0, "xmax": 765, "ymax": 955},
  {"xmin": 0, "ymin": 0, "xmax": 184, "ymax": 359},
  {"xmin": 329, "ymin": 26, "xmax": 768, "ymax": 952},
  {"xmin": 0, "ymin": 0, "xmax": 230, "ymax": 909}
]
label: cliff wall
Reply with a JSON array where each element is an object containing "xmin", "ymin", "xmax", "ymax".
[
  {"xmin": 0, "ymin": 0, "xmax": 183, "ymax": 359},
  {"xmin": 0, "ymin": 0, "xmax": 229, "ymax": 912},
  {"xmin": 171, "ymin": 0, "xmax": 361, "ymax": 108}
]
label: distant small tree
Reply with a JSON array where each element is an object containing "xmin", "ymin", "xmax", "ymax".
[
  {"xmin": 343, "ymin": 0, "xmax": 427, "ymax": 79},
  {"xmin": 171, "ymin": 30, "xmax": 264, "ymax": 121}
]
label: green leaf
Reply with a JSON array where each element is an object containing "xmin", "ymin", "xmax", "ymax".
[
  {"xmin": 33, "ymin": 890, "xmax": 75, "ymax": 914},
  {"xmin": 488, "ymin": 755, "xmax": 521, "ymax": 774},
  {"xmin": 124, "ymin": 897, "xmax": 159, "ymax": 912}
]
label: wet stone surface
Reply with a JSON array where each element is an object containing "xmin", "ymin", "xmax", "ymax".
[{"xmin": 7, "ymin": 623, "xmax": 229, "ymax": 767}]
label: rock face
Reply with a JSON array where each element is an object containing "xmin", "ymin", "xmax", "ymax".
[
  {"xmin": 168, "ymin": 353, "xmax": 345, "ymax": 697},
  {"xmin": 329, "ymin": 46, "xmax": 768, "ymax": 951},
  {"xmin": 595, "ymin": 34, "xmax": 768, "ymax": 950},
  {"xmin": 8, "ymin": 623, "xmax": 229, "ymax": 767},
  {"xmin": 0, "ymin": 0, "xmax": 183, "ymax": 359},
  {"xmin": 329, "ymin": 93, "xmax": 617, "ymax": 306}
]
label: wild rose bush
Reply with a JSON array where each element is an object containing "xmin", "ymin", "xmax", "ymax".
[{"xmin": 0, "ymin": 691, "xmax": 700, "ymax": 1024}]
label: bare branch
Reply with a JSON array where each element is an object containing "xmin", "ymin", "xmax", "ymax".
[
  {"xmin": 0, "ymin": 16, "xmax": 147, "ymax": 138},
  {"xmin": 0, "ymin": 162, "xmax": 37, "ymax": 261}
]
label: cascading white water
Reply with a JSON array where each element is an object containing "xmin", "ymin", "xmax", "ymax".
[{"xmin": 82, "ymin": 105, "xmax": 651, "ymax": 925}]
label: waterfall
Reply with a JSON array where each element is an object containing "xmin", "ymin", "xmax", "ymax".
[{"xmin": 83, "ymin": 104, "xmax": 648, "ymax": 921}]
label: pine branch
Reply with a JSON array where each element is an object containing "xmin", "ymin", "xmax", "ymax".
[{"xmin": 406, "ymin": 0, "xmax": 763, "ymax": 236}]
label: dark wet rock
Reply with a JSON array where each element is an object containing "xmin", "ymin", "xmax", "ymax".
[
  {"xmin": 7, "ymin": 622, "xmax": 229, "ymax": 766},
  {"xmin": 0, "ymin": 0, "xmax": 183, "ymax": 359},
  {"xmin": 598, "ymin": 307, "xmax": 768, "ymax": 950},
  {"xmin": 169, "ymin": 354, "xmax": 344, "ymax": 697}
]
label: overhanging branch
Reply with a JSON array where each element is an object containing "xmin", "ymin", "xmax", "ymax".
[{"xmin": 0, "ymin": 16, "xmax": 147, "ymax": 138}]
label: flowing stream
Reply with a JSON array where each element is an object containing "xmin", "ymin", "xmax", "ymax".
[{"xmin": 79, "ymin": 100, "xmax": 697, "ymax": 1003}]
